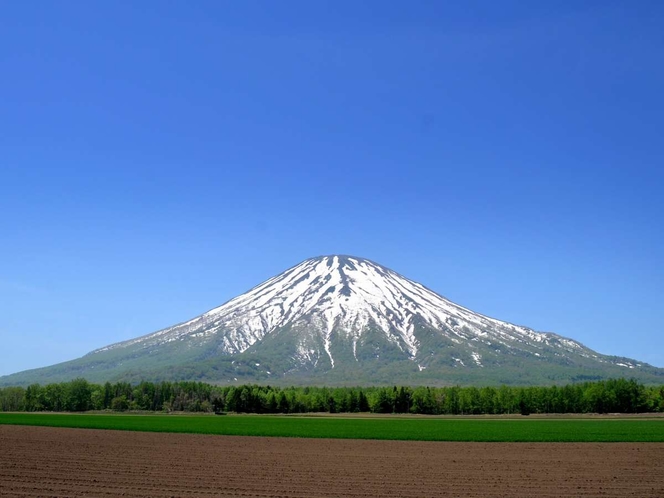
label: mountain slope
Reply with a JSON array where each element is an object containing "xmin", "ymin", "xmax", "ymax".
[{"xmin": 2, "ymin": 255, "xmax": 662, "ymax": 386}]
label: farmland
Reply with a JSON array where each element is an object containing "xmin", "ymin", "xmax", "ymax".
[
  {"xmin": 2, "ymin": 413, "xmax": 663, "ymax": 497},
  {"xmin": 1, "ymin": 412, "xmax": 664, "ymax": 442},
  {"xmin": 1, "ymin": 425, "xmax": 663, "ymax": 497}
]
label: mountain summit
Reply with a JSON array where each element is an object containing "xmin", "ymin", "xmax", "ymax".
[
  {"xmin": 2, "ymin": 255, "xmax": 662, "ymax": 386},
  {"xmin": 94, "ymin": 255, "xmax": 597, "ymax": 372}
]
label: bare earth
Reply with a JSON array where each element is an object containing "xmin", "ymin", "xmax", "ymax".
[{"xmin": 1, "ymin": 426, "xmax": 663, "ymax": 498}]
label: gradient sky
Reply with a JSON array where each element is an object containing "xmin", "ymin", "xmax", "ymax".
[{"xmin": 1, "ymin": 1, "xmax": 663, "ymax": 376}]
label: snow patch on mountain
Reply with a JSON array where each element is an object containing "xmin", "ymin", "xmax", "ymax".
[{"xmin": 92, "ymin": 255, "xmax": 596, "ymax": 368}]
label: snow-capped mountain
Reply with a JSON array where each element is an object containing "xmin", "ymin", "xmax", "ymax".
[
  {"xmin": 3, "ymin": 255, "xmax": 662, "ymax": 386},
  {"xmin": 94, "ymin": 255, "xmax": 596, "ymax": 370}
]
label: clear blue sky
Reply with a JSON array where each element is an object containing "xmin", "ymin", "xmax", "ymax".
[{"xmin": 1, "ymin": 1, "xmax": 663, "ymax": 376}]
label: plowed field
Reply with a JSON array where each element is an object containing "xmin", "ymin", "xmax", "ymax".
[{"xmin": 1, "ymin": 426, "xmax": 663, "ymax": 498}]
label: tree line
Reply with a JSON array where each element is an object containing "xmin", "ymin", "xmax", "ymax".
[{"xmin": 0, "ymin": 378, "xmax": 662, "ymax": 415}]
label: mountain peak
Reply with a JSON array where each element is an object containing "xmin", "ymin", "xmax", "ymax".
[
  {"xmin": 93, "ymin": 255, "xmax": 582, "ymax": 370},
  {"xmin": 4, "ymin": 255, "xmax": 661, "ymax": 387}
]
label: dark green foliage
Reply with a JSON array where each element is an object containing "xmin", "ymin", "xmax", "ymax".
[
  {"xmin": 0, "ymin": 387, "xmax": 24, "ymax": 411},
  {"xmin": 66, "ymin": 378, "xmax": 92, "ymax": 411},
  {"xmin": 0, "ymin": 378, "xmax": 662, "ymax": 415}
]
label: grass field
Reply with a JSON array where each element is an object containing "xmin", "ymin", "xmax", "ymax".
[{"xmin": 1, "ymin": 413, "xmax": 663, "ymax": 442}]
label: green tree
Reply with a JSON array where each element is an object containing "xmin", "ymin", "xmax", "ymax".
[
  {"xmin": 0, "ymin": 387, "xmax": 25, "ymax": 412},
  {"xmin": 395, "ymin": 386, "xmax": 411, "ymax": 413},
  {"xmin": 372, "ymin": 388, "xmax": 393, "ymax": 414},
  {"xmin": 411, "ymin": 387, "xmax": 435, "ymax": 414},
  {"xmin": 111, "ymin": 395, "xmax": 129, "ymax": 411},
  {"xmin": 24, "ymin": 384, "xmax": 43, "ymax": 412},
  {"xmin": 90, "ymin": 389, "xmax": 104, "ymax": 410}
]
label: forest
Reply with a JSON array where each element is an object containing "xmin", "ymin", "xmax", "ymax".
[{"xmin": 0, "ymin": 378, "xmax": 662, "ymax": 415}]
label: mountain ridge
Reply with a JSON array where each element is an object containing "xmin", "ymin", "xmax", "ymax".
[{"xmin": 2, "ymin": 255, "xmax": 662, "ymax": 387}]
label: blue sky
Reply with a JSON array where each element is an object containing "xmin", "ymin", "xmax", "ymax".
[{"xmin": 1, "ymin": 1, "xmax": 663, "ymax": 376}]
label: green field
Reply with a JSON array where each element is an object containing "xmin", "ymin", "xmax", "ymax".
[{"xmin": 1, "ymin": 413, "xmax": 663, "ymax": 442}]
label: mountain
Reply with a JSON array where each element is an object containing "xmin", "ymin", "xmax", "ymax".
[{"xmin": 2, "ymin": 255, "xmax": 662, "ymax": 387}]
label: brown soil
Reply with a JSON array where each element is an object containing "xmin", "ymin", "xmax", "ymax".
[{"xmin": 1, "ymin": 426, "xmax": 663, "ymax": 498}]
